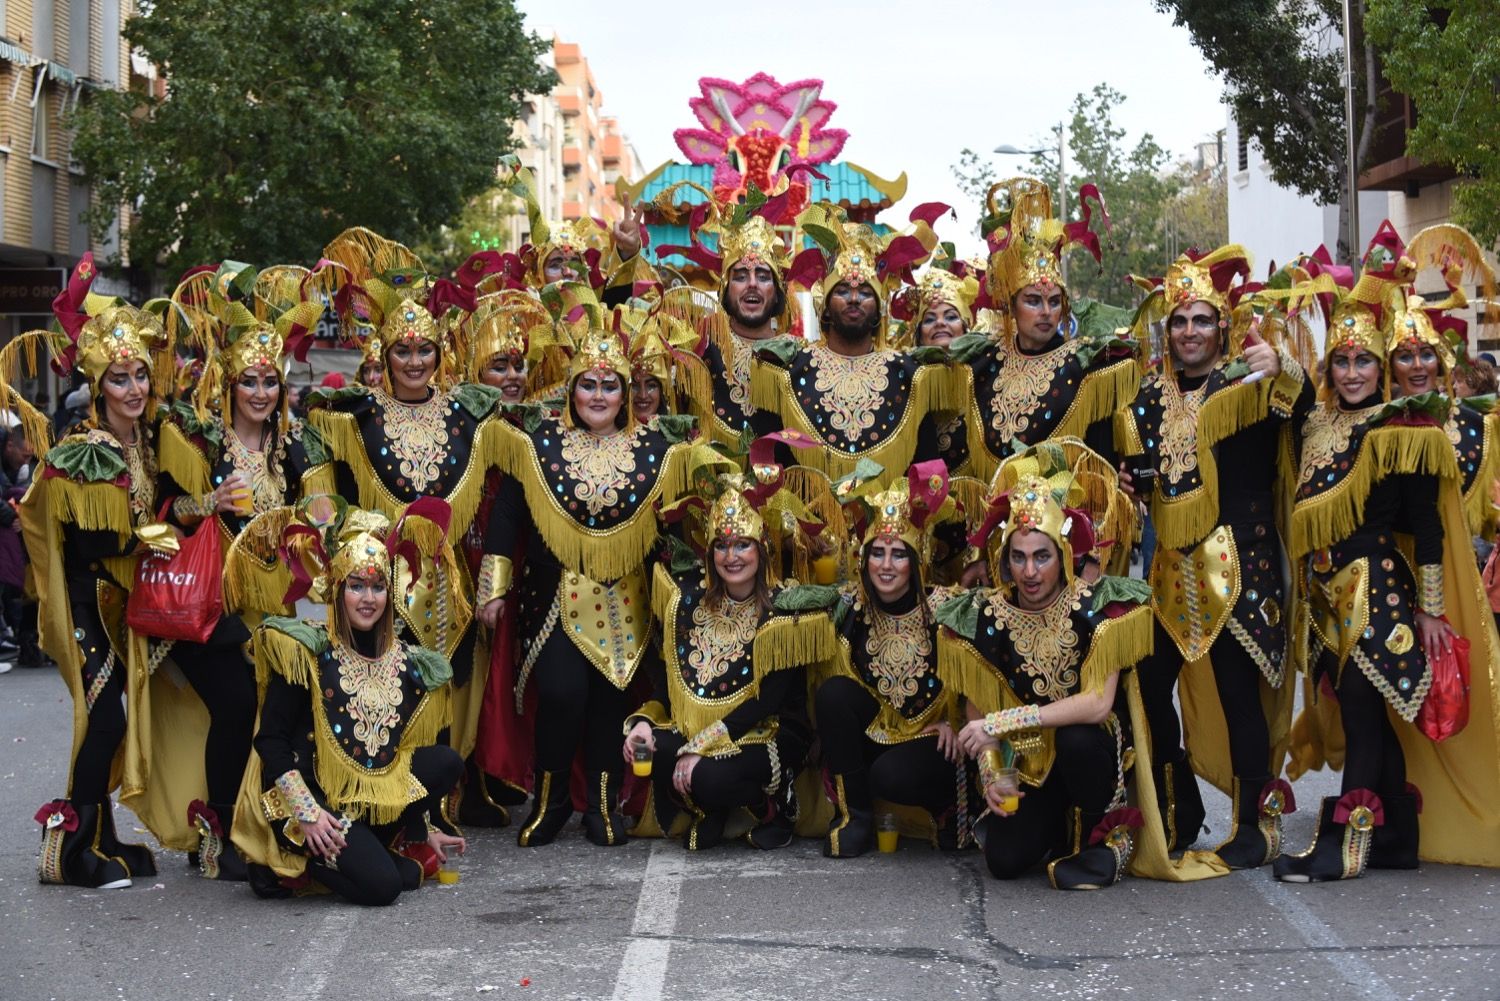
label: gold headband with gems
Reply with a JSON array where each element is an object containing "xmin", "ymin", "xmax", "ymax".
[
  {"xmin": 708, "ymin": 478, "xmax": 766, "ymax": 544},
  {"xmin": 77, "ymin": 306, "xmax": 168, "ymax": 388},
  {"xmin": 986, "ymin": 177, "xmax": 1066, "ymax": 304},
  {"xmin": 910, "ymin": 269, "xmax": 978, "ymax": 327},
  {"xmin": 719, "ymin": 215, "xmax": 790, "ymax": 289}
]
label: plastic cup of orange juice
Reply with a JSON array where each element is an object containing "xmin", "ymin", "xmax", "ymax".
[
  {"xmin": 876, "ymin": 813, "xmax": 899, "ymax": 853},
  {"xmin": 631, "ymin": 737, "xmax": 653, "ymax": 778},
  {"xmin": 993, "ymin": 767, "xmax": 1021, "ymax": 814}
]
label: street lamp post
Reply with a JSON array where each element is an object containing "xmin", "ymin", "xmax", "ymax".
[{"xmin": 995, "ymin": 121, "xmax": 1068, "ymax": 282}]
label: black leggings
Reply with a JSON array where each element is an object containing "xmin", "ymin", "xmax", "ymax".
[
  {"xmin": 1137, "ymin": 618, "xmax": 1270, "ymax": 777},
  {"xmin": 69, "ymin": 602, "xmax": 125, "ymax": 805},
  {"xmin": 531, "ymin": 630, "xmax": 628, "ymax": 778},
  {"xmin": 815, "ymin": 675, "xmax": 959, "ymax": 815},
  {"xmin": 650, "ymin": 727, "xmax": 808, "ymax": 821},
  {"xmin": 308, "ymin": 745, "xmax": 462, "ymax": 906},
  {"xmin": 978, "ymin": 723, "xmax": 1119, "ymax": 880},
  {"xmin": 173, "ymin": 640, "xmax": 257, "ymax": 804},
  {"xmin": 1331, "ymin": 652, "xmax": 1407, "ymax": 797}
]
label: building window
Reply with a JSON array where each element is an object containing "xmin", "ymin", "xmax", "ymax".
[
  {"xmin": 31, "ymin": 75, "xmax": 49, "ymax": 160},
  {"xmin": 32, "ymin": 162, "xmax": 56, "ymax": 251},
  {"xmin": 32, "ymin": 0, "xmax": 55, "ymax": 62},
  {"xmin": 68, "ymin": 0, "xmax": 90, "ymax": 77},
  {"xmin": 1236, "ymin": 129, "xmax": 1249, "ymax": 172},
  {"xmin": 69, "ymin": 175, "xmax": 89, "ymax": 256}
]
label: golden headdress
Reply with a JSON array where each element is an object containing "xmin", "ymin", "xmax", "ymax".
[
  {"xmin": 319, "ymin": 227, "xmax": 451, "ymax": 385},
  {"xmin": 169, "ymin": 261, "xmax": 326, "ymax": 427},
  {"xmin": 971, "ymin": 441, "xmax": 1099, "ymax": 590},
  {"xmin": 707, "ymin": 475, "xmax": 766, "ymax": 544},
  {"xmin": 460, "ymin": 289, "xmax": 556, "ymax": 387},
  {"xmin": 49, "ymin": 255, "xmax": 171, "ymax": 393},
  {"xmin": 984, "ymin": 178, "xmax": 1108, "ymax": 326},
  {"xmin": 498, "ymin": 156, "xmax": 613, "ymax": 289},
  {"xmin": 910, "ymin": 268, "xmax": 978, "ymax": 327},
  {"xmin": 281, "ymin": 495, "xmax": 454, "ymax": 609},
  {"xmin": 718, "ymin": 214, "xmax": 790, "ymax": 288},
  {"xmin": 1127, "ymin": 244, "xmax": 1253, "ymax": 364}
]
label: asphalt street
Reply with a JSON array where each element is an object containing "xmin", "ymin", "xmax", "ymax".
[{"xmin": 1, "ymin": 665, "xmax": 1496, "ymax": 1001}]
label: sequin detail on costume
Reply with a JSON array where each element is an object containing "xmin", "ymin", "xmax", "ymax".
[
  {"xmin": 224, "ymin": 426, "xmax": 286, "ymax": 513},
  {"xmin": 1157, "ymin": 379, "xmax": 1209, "ymax": 485},
  {"xmin": 376, "ymin": 390, "xmax": 451, "ymax": 494},
  {"xmin": 333, "ymin": 643, "xmax": 406, "ymax": 760},
  {"xmin": 987, "ymin": 342, "xmax": 1076, "ymax": 443},
  {"xmin": 560, "ymin": 428, "xmax": 640, "ymax": 517},
  {"xmin": 986, "ymin": 581, "xmax": 1085, "ymax": 702},
  {"xmin": 809, "ymin": 344, "xmax": 891, "ymax": 439},
  {"xmin": 687, "ymin": 596, "xmax": 759, "ymax": 689},
  {"xmin": 863, "ymin": 605, "xmax": 933, "ymax": 711}
]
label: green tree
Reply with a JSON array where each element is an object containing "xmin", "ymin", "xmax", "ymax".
[
  {"xmin": 1039, "ymin": 85, "xmax": 1184, "ymax": 302},
  {"xmin": 415, "ymin": 187, "xmax": 525, "ymax": 274},
  {"xmin": 951, "ymin": 85, "xmax": 1216, "ymax": 304},
  {"xmin": 1366, "ymin": 0, "xmax": 1500, "ymax": 244},
  {"xmin": 70, "ymin": 0, "xmax": 554, "ymax": 276},
  {"xmin": 1154, "ymin": 0, "xmax": 1380, "ymax": 262}
]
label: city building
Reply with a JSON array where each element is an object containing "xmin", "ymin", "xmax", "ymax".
[{"xmin": 0, "ymin": 0, "xmax": 138, "ymax": 342}]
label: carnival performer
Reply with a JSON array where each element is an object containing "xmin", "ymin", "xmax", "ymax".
[
  {"xmin": 1280, "ymin": 235, "xmax": 1500, "ymax": 881},
  {"xmin": 307, "ymin": 229, "xmax": 502, "ymax": 820},
  {"xmin": 236, "ymin": 498, "xmax": 464, "ymax": 905},
  {"xmin": 23, "ymin": 255, "xmax": 180, "ymax": 888},
  {"xmin": 893, "ymin": 265, "xmax": 984, "ymax": 475},
  {"xmin": 453, "ymin": 289, "xmax": 558, "ymax": 821},
  {"xmin": 750, "ymin": 204, "xmax": 955, "ymax": 485},
  {"xmin": 959, "ymin": 178, "xmax": 1137, "ymax": 486},
  {"xmin": 940, "ymin": 465, "xmax": 1153, "ymax": 889},
  {"xmin": 500, "ymin": 156, "xmax": 648, "ymax": 302},
  {"xmin": 486, "ymin": 305, "xmax": 710, "ymax": 847},
  {"xmin": 656, "ymin": 194, "xmax": 795, "ymax": 451},
  {"xmin": 815, "ymin": 460, "xmax": 968, "ymax": 857},
  {"xmin": 154, "ymin": 261, "xmax": 330, "ymax": 880},
  {"xmin": 624, "ymin": 466, "xmax": 838, "ymax": 850},
  {"xmin": 1371, "ymin": 221, "xmax": 1500, "ymax": 540},
  {"xmin": 1116, "ymin": 245, "xmax": 1311, "ymax": 868}
]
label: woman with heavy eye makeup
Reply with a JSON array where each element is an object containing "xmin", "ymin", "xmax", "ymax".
[
  {"xmin": 306, "ymin": 230, "xmax": 508, "ymax": 829},
  {"xmin": 624, "ymin": 465, "xmax": 836, "ymax": 852},
  {"xmin": 242, "ymin": 500, "xmax": 463, "ymax": 905},
  {"xmin": 22, "ymin": 255, "xmax": 181, "ymax": 889},
  {"xmin": 1279, "ymin": 282, "xmax": 1500, "ymax": 883},
  {"xmin": 485, "ymin": 313, "xmax": 703, "ymax": 850},
  {"xmin": 154, "ymin": 262, "xmax": 332, "ymax": 881}
]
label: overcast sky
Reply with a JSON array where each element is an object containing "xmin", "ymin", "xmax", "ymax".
[{"xmin": 516, "ymin": 0, "xmax": 1229, "ymax": 255}]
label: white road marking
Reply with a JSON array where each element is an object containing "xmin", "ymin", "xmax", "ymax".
[
  {"xmin": 610, "ymin": 841, "xmax": 685, "ymax": 1001},
  {"xmin": 280, "ymin": 904, "xmax": 356, "ymax": 1000},
  {"xmin": 1247, "ymin": 875, "xmax": 1402, "ymax": 1001}
]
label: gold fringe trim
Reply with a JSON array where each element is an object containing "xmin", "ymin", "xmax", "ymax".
[
  {"xmin": 45, "ymin": 476, "xmax": 133, "ymax": 537},
  {"xmin": 308, "ymin": 404, "xmax": 494, "ymax": 541},
  {"xmin": 749, "ymin": 362, "xmax": 949, "ymax": 483},
  {"xmin": 312, "ymin": 682, "xmax": 450, "ymax": 826},
  {"xmin": 935, "ymin": 634, "xmax": 1008, "ymax": 712},
  {"xmin": 1151, "ymin": 378, "xmax": 1272, "ymax": 551},
  {"xmin": 1463, "ymin": 412, "xmax": 1500, "ymax": 538},
  {"xmin": 224, "ymin": 507, "xmax": 296, "ymax": 616},
  {"xmin": 651, "ymin": 563, "xmax": 822, "ymax": 744},
  {"xmin": 822, "ymin": 635, "xmax": 960, "ymax": 740},
  {"xmin": 972, "ymin": 357, "xmax": 1140, "ymax": 485},
  {"xmin": 673, "ymin": 351, "xmax": 717, "ymax": 429},
  {"xmin": 252, "ymin": 625, "xmax": 320, "ymax": 690},
  {"xmin": 1078, "ymin": 603, "xmax": 1152, "ymax": 695},
  {"xmin": 752, "ymin": 609, "xmax": 838, "ymax": 675},
  {"xmin": 492, "ymin": 420, "xmax": 695, "ymax": 581},
  {"xmin": 1290, "ymin": 424, "xmax": 1459, "ymax": 558},
  {"xmin": 158, "ymin": 421, "xmax": 213, "ymax": 497}
]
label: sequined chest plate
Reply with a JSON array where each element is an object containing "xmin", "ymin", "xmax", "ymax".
[
  {"xmin": 360, "ymin": 391, "xmax": 475, "ymax": 500},
  {"xmin": 789, "ymin": 346, "xmax": 914, "ymax": 454}
]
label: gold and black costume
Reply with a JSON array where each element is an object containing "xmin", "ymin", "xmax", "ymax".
[
  {"xmin": 629, "ymin": 563, "xmax": 835, "ymax": 849},
  {"xmin": 1115, "ymin": 247, "xmax": 1312, "ymax": 868},
  {"xmin": 487, "ymin": 406, "xmax": 702, "ymax": 847},
  {"xmin": 938, "ymin": 574, "xmax": 1153, "ymax": 889},
  {"xmin": 239, "ymin": 616, "xmax": 459, "ymax": 905}
]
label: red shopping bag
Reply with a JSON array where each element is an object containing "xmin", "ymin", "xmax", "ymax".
[
  {"xmin": 125, "ymin": 515, "xmax": 224, "ymax": 643},
  {"xmin": 1416, "ymin": 621, "xmax": 1470, "ymax": 743}
]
